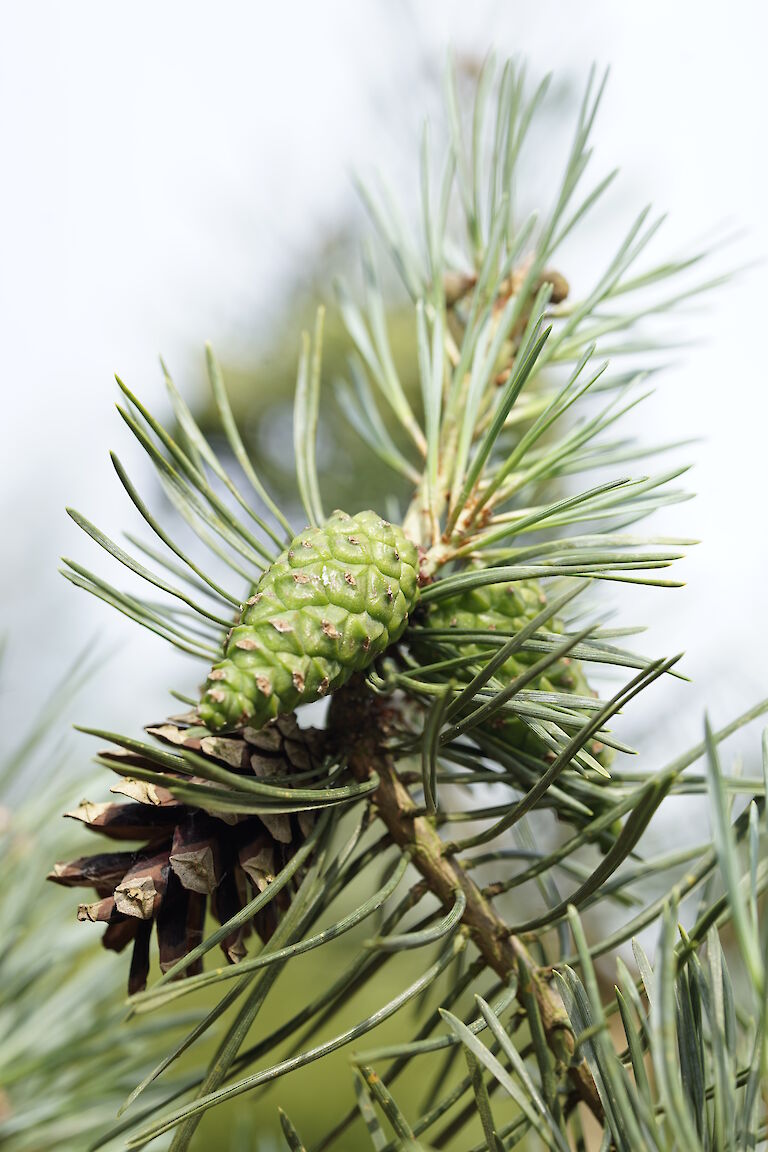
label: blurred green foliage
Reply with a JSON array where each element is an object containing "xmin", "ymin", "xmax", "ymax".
[{"xmin": 201, "ymin": 298, "xmax": 417, "ymax": 517}]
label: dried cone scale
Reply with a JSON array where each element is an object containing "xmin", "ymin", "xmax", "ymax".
[{"xmin": 49, "ymin": 714, "xmax": 324, "ymax": 992}]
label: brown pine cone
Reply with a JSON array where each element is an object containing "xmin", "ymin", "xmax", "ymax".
[{"xmin": 48, "ymin": 713, "xmax": 324, "ymax": 993}]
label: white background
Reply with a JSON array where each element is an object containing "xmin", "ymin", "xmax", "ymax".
[{"xmin": 1, "ymin": 2, "xmax": 766, "ymax": 768}]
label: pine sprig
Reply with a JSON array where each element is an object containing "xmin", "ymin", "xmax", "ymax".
[{"xmin": 49, "ymin": 55, "xmax": 766, "ymax": 1152}]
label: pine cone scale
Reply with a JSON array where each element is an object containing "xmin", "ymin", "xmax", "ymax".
[{"xmin": 157, "ymin": 877, "xmax": 205, "ymax": 975}]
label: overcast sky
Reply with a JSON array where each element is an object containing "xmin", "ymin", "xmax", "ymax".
[{"xmin": 1, "ymin": 2, "xmax": 766, "ymax": 767}]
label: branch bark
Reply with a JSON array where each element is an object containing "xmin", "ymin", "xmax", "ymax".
[{"xmin": 329, "ymin": 679, "xmax": 602, "ymax": 1120}]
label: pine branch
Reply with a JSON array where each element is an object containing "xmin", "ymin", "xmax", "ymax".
[
  {"xmin": 328, "ymin": 678, "xmax": 602, "ymax": 1119},
  {"xmin": 46, "ymin": 53, "xmax": 767, "ymax": 1152}
]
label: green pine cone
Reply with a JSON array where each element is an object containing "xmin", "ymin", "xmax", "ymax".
[
  {"xmin": 200, "ymin": 510, "xmax": 419, "ymax": 732},
  {"xmin": 422, "ymin": 579, "xmax": 609, "ymax": 763}
]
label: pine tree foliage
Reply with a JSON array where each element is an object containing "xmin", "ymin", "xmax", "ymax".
[
  {"xmin": 0, "ymin": 654, "xmax": 201, "ymax": 1151},
  {"xmin": 53, "ymin": 57, "xmax": 766, "ymax": 1150}
]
